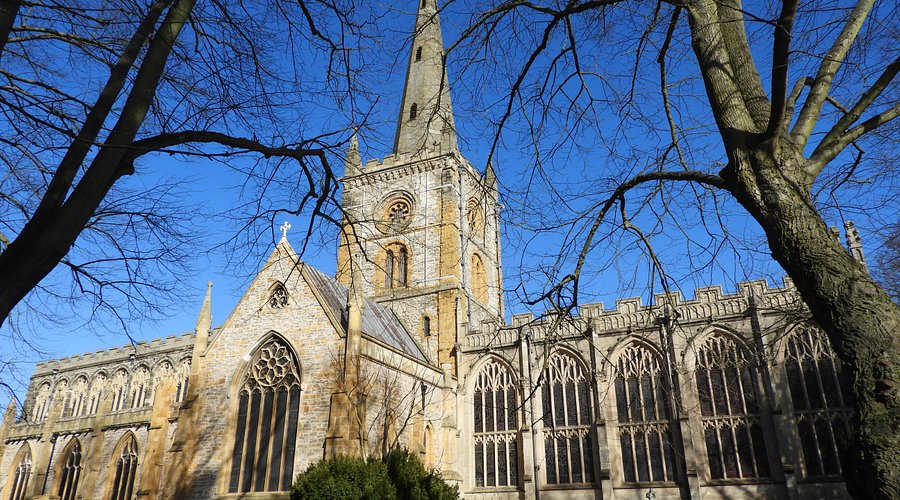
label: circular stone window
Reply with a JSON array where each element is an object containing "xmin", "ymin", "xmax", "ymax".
[{"xmin": 377, "ymin": 196, "xmax": 413, "ymax": 234}]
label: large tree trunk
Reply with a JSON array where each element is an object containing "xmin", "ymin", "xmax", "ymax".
[{"xmin": 726, "ymin": 139, "xmax": 900, "ymax": 499}]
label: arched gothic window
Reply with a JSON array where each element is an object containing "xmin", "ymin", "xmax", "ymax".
[
  {"xmin": 384, "ymin": 244, "xmax": 410, "ymax": 289},
  {"xmin": 466, "ymin": 199, "xmax": 485, "ymax": 239},
  {"xmin": 695, "ymin": 335, "xmax": 769, "ymax": 479},
  {"xmin": 228, "ymin": 337, "xmax": 301, "ymax": 493},
  {"xmin": 110, "ymin": 434, "xmax": 139, "ymax": 500},
  {"xmin": 784, "ymin": 327, "xmax": 851, "ymax": 478},
  {"xmin": 67, "ymin": 377, "xmax": 88, "ymax": 417},
  {"xmin": 110, "ymin": 370, "xmax": 129, "ymax": 412},
  {"xmin": 31, "ymin": 383, "xmax": 51, "ymax": 422},
  {"xmin": 473, "ymin": 359, "xmax": 519, "ymax": 488},
  {"xmin": 7, "ymin": 445, "xmax": 32, "ymax": 500},
  {"xmin": 56, "ymin": 440, "xmax": 83, "ymax": 500},
  {"xmin": 175, "ymin": 360, "xmax": 191, "ymax": 403},
  {"xmin": 614, "ymin": 344, "xmax": 676, "ymax": 483},
  {"xmin": 471, "ymin": 253, "xmax": 487, "ymax": 303},
  {"xmin": 269, "ymin": 284, "xmax": 288, "ymax": 309},
  {"xmin": 130, "ymin": 367, "xmax": 151, "ymax": 409},
  {"xmin": 87, "ymin": 374, "xmax": 106, "ymax": 415},
  {"xmin": 541, "ymin": 352, "xmax": 593, "ymax": 484}
]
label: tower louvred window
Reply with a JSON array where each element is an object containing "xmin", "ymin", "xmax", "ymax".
[{"xmin": 228, "ymin": 337, "xmax": 301, "ymax": 493}]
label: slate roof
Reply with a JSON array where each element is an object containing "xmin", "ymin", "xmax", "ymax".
[{"xmin": 302, "ymin": 265, "xmax": 430, "ymax": 364}]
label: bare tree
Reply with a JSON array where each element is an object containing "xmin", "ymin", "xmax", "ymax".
[
  {"xmin": 0, "ymin": 1, "xmax": 378, "ymax": 331},
  {"xmin": 447, "ymin": 0, "xmax": 898, "ymax": 497}
]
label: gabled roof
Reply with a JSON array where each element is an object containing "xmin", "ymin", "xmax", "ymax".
[{"xmin": 302, "ymin": 264, "xmax": 430, "ymax": 364}]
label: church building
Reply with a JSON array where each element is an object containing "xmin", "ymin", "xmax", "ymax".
[{"xmin": 1, "ymin": 1, "xmax": 857, "ymax": 499}]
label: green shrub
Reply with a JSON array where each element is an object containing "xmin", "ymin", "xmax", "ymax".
[
  {"xmin": 384, "ymin": 448, "xmax": 458, "ymax": 500},
  {"xmin": 292, "ymin": 455, "xmax": 396, "ymax": 500},
  {"xmin": 292, "ymin": 449, "xmax": 458, "ymax": 500}
]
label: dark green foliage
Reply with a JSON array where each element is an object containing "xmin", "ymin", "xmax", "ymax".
[
  {"xmin": 291, "ymin": 455, "xmax": 396, "ymax": 500},
  {"xmin": 384, "ymin": 448, "xmax": 458, "ymax": 500},
  {"xmin": 292, "ymin": 448, "xmax": 458, "ymax": 500}
]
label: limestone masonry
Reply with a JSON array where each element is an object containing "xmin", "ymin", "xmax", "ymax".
[{"xmin": 1, "ymin": 1, "xmax": 856, "ymax": 499}]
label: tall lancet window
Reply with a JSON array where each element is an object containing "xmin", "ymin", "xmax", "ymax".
[
  {"xmin": 541, "ymin": 351, "xmax": 593, "ymax": 484},
  {"xmin": 175, "ymin": 359, "xmax": 191, "ymax": 403},
  {"xmin": 130, "ymin": 366, "xmax": 151, "ymax": 409},
  {"xmin": 695, "ymin": 335, "xmax": 769, "ymax": 479},
  {"xmin": 32, "ymin": 382, "xmax": 51, "ymax": 422},
  {"xmin": 614, "ymin": 344, "xmax": 676, "ymax": 483},
  {"xmin": 56, "ymin": 439, "xmax": 83, "ymax": 500},
  {"xmin": 784, "ymin": 327, "xmax": 851, "ymax": 478},
  {"xmin": 110, "ymin": 434, "xmax": 139, "ymax": 500},
  {"xmin": 68, "ymin": 377, "xmax": 88, "ymax": 417},
  {"xmin": 228, "ymin": 336, "xmax": 301, "ymax": 493},
  {"xmin": 7, "ymin": 445, "xmax": 32, "ymax": 500},
  {"xmin": 473, "ymin": 359, "xmax": 519, "ymax": 489}
]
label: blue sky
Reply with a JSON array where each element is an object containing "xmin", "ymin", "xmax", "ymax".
[{"xmin": 1, "ymin": 0, "xmax": 896, "ymax": 403}]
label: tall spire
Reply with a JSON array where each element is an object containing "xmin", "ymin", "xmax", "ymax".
[{"xmin": 393, "ymin": 0, "xmax": 457, "ymax": 157}]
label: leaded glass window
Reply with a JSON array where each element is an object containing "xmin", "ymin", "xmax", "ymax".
[
  {"xmin": 110, "ymin": 434, "xmax": 139, "ymax": 500},
  {"xmin": 784, "ymin": 327, "xmax": 851, "ymax": 478},
  {"xmin": 473, "ymin": 359, "xmax": 519, "ymax": 489},
  {"xmin": 228, "ymin": 337, "xmax": 301, "ymax": 493},
  {"xmin": 57, "ymin": 440, "xmax": 83, "ymax": 500},
  {"xmin": 541, "ymin": 351, "xmax": 593, "ymax": 484},
  {"xmin": 695, "ymin": 335, "xmax": 769, "ymax": 479},
  {"xmin": 614, "ymin": 344, "xmax": 676, "ymax": 483},
  {"xmin": 7, "ymin": 445, "xmax": 31, "ymax": 500}
]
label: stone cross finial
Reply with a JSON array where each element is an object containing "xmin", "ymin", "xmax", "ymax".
[{"xmin": 280, "ymin": 221, "xmax": 292, "ymax": 239}]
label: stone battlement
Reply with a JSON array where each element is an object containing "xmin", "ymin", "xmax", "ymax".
[{"xmin": 34, "ymin": 331, "xmax": 195, "ymax": 375}]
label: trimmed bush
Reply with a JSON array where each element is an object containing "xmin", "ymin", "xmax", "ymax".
[
  {"xmin": 384, "ymin": 448, "xmax": 458, "ymax": 500},
  {"xmin": 292, "ymin": 455, "xmax": 396, "ymax": 500},
  {"xmin": 292, "ymin": 449, "xmax": 458, "ymax": 500}
]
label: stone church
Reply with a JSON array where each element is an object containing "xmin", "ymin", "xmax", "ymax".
[{"xmin": 0, "ymin": 1, "xmax": 859, "ymax": 499}]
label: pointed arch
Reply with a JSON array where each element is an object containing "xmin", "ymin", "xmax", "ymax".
[
  {"xmin": 612, "ymin": 342, "xmax": 677, "ymax": 483},
  {"xmin": 5, "ymin": 443, "xmax": 32, "ymax": 500},
  {"xmin": 541, "ymin": 349, "xmax": 593, "ymax": 484},
  {"xmin": 693, "ymin": 334, "xmax": 769, "ymax": 479},
  {"xmin": 175, "ymin": 358, "xmax": 191, "ymax": 403},
  {"xmin": 108, "ymin": 432, "xmax": 139, "ymax": 500},
  {"xmin": 227, "ymin": 333, "xmax": 302, "ymax": 493},
  {"xmin": 87, "ymin": 371, "xmax": 107, "ymax": 415},
  {"xmin": 55, "ymin": 438, "xmax": 83, "ymax": 500},
  {"xmin": 67, "ymin": 376, "xmax": 89, "ymax": 417},
  {"xmin": 130, "ymin": 365, "xmax": 152, "ymax": 409},
  {"xmin": 471, "ymin": 253, "xmax": 487, "ymax": 303},
  {"xmin": 31, "ymin": 382, "xmax": 51, "ymax": 422},
  {"xmin": 110, "ymin": 369, "xmax": 129, "ymax": 412},
  {"xmin": 781, "ymin": 325, "xmax": 851, "ymax": 478},
  {"xmin": 472, "ymin": 356, "xmax": 519, "ymax": 489}
]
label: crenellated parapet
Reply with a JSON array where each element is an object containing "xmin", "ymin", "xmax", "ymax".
[{"xmin": 462, "ymin": 277, "xmax": 803, "ymax": 351}]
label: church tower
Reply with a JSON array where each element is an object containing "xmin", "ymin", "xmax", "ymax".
[{"xmin": 337, "ymin": 0, "xmax": 503, "ymax": 373}]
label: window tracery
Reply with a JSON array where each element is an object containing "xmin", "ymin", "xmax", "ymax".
[
  {"xmin": 269, "ymin": 284, "xmax": 288, "ymax": 309},
  {"xmin": 784, "ymin": 327, "xmax": 851, "ymax": 478},
  {"xmin": 614, "ymin": 344, "xmax": 676, "ymax": 483},
  {"xmin": 130, "ymin": 367, "xmax": 151, "ymax": 409},
  {"xmin": 56, "ymin": 440, "xmax": 82, "ymax": 500},
  {"xmin": 695, "ymin": 335, "xmax": 769, "ymax": 479},
  {"xmin": 228, "ymin": 336, "xmax": 301, "ymax": 493},
  {"xmin": 110, "ymin": 370, "xmax": 129, "ymax": 412},
  {"xmin": 473, "ymin": 359, "xmax": 519, "ymax": 489},
  {"xmin": 110, "ymin": 434, "xmax": 139, "ymax": 500},
  {"xmin": 7, "ymin": 445, "xmax": 31, "ymax": 500},
  {"xmin": 541, "ymin": 352, "xmax": 593, "ymax": 484},
  {"xmin": 175, "ymin": 360, "xmax": 191, "ymax": 403},
  {"xmin": 32, "ymin": 382, "xmax": 51, "ymax": 422},
  {"xmin": 87, "ymin": 374, "xmax": 106, "ymax": 415}
]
